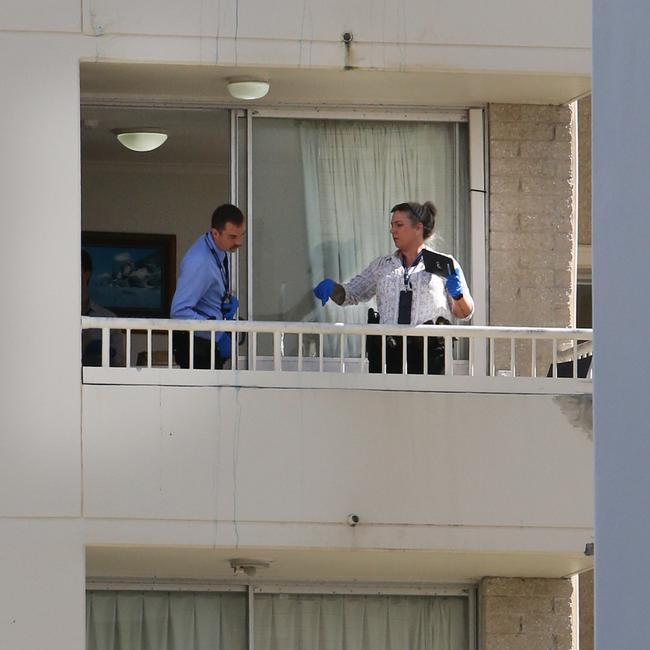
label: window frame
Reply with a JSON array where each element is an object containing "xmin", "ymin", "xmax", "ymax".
[{"xmin": 230, "ymin": 106, "xmax": 488, "ymax": 372}]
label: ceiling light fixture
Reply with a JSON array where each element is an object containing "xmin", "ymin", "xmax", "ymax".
[
  {"xmin": 113, "ymin": 129, "xmax": 168, "ymax": 152},
  {"xmin": 228, "ymin": 558, "xmax": 271, "ymax": 577},
  {"xmin": 227, "ymin": 79, "xmax": 270, "ymax": 101}
]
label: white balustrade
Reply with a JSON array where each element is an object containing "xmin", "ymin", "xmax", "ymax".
[{"xmin": 81, "ymin": 316, "xmax": 593, "ymax": 393}]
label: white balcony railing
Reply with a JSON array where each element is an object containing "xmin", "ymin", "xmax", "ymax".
[{"xmin": 81, "ymin": 316, "xmax": 593, "ymax": 394}]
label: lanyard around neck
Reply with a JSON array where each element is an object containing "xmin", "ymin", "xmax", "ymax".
[
  {"xmin": 402, "ymin": 250, "xmax": 424, "ymax": 289},
  {"xmin": 205, "ymin": 234, "xmax": 229, "ymax": 289}
]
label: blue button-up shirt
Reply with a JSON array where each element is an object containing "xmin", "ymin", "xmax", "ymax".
[{"xmin": 171, "ymin": 233, "xmax": 229, "ymax": 323}]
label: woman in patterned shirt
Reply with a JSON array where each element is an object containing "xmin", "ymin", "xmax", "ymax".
[{"xmin": 313, "ymin": 201, "xmax": 473, "ymax": 373}]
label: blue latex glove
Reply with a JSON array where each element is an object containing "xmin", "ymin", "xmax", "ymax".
[
  {"xmin": 445, "ymin": 266, "xmax": 464, "ymax": 299},
  {"xmin": 222, "ymin": 295, "xmax": 239, "ymax": 320},
  {"xmin": 313, "ymin": 278, "xmax": 335, "ymax": 306},
  {"xmin": 217, "ymin": 332, "xmax": 232, "ymax": 359}
]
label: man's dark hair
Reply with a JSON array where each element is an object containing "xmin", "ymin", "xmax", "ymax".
[
  {"xmin": 81, "ymin": 249, "xmax": 93, "ymax": 273},
  {"xmin": 211, "ymin": 203, "xmax": 244, "ymax": 231},
  {"xmin": 391, "ymin": 201, "xmax": 437, "ymax": 240}
]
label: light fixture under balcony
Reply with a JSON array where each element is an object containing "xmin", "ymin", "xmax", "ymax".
[
  {"xmin": 114, "ymin": 129, "xmax": 168, "ymax": 152},
  {"xmin": 228, "ymin": 557, "xmax": 271, "ymax": 577},
  {"xmin": 226, "ymin": 79, "xmax": 270, "ymax": 101}
]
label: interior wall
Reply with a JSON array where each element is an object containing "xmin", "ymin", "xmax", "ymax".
[{"xmin": 82, "ymin": 165, "xmax": 229, "ymax": 278}]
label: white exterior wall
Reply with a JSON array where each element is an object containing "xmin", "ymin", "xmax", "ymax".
[
  {"xmin": 1, "ymin": 0, "xmax": 590, "ymax": 74},
  {"xmin": 82, "ymin": 386, "xmax": 593, "ymax": 559},
  {"xmin": 593, "ymin": 1, "xmax": 650, "ymax": 648},
  {"xmin": 0, "ymin": 36, "xmax": 86, "ymax": 650},
  {"xmin": 0, "ymin": 521, "xmax": 84, "ymax": 650}
]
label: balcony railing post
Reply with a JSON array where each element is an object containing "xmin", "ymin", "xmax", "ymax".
[
  {"xmin": 468, "ymin": 337, "xmax": 474, "ymax": 377},
  {"xmin": 423, "ymin": 335, "xmax": 428, "ymax": 375},
  {"xmin": 126, "ymin": 329, "xmax": 132, "ymax": 369},
  {"xmin": 273, "ymin": 331, "xmax": 282, "ymax": 371},
  {"xmin": 319, "ymin": 333, "xmax": 324, "ymax": 373},
  {"xmin": 101, "ymin": 327, "xmax": 110, "ymax": 368},
  {"xmin": 531, "ymin": 338, "xmax": 537, "ymax": 378},
  {"xmin": 444, "ymin": 336, "xmax": 453, "ymax": 376},
  {"xmin": 489, "ymin": 337, "xmax": 495, "ymax": 377}
]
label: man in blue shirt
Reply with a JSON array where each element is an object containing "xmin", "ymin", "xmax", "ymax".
[{"xmin": 171, "ymin": 204, "xmax": 246, "ymax": 368}]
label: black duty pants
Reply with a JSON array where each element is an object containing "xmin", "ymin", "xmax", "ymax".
[
  {"xmin": 172, "ymin": 331, "xmax": 226, "ymax": 369},
  {"xmin": 367, "ymin": 333, "xmax": 446, "ymax": 375}
]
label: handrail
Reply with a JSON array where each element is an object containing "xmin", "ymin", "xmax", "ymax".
[{"xmin": 82, "ymin": 316, "xmax": 592, "ymax": 341}]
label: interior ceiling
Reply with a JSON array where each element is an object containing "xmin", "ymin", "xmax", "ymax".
[
  {"xmin": 86, "ymin": 545, "xmax": 593, "ymax": 584},
  {"xmin": 81, "ymin": 105, "xmax": 230, "ymax": 165},
  {"xmin": 80, "ymin": 62, "xmax": 590, "ymax": 164}
]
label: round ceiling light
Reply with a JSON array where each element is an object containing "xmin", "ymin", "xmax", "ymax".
[
  {"xmin": 114, "ymin": 130, "xmax": 168, "ymax": 152},
  {"xmin": 227, "ymin": 80, "xmax": 270, "ymax": 101}
]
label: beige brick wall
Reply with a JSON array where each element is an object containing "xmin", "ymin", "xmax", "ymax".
[
  {"xmin": 488, "ymin": 104, "xmax": 575, "ymax": 374},
  {"xmin": 578, "ymin": 96, "xmax": 592, "ymax": 248},
  {"xmin": 579, "ymin": 570, "xmax": 594, "ymax": 650},
  {"xmin": 480, "ymin": 577, "xmax": 573, "ymax": 650}
]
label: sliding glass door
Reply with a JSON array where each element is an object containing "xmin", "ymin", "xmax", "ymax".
[{"xmin": 234, "ymin": 109, "xmax": 473, "ymax": 360}]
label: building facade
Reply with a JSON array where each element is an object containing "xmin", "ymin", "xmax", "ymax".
[{"xmin": 1, "ymin": 1, "xmax": 594, "ymax": 649}]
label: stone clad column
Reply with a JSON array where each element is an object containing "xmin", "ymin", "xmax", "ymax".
[
  {"xmin": 479, "ymin": 577, "xmax": 573, "ymax": 650},
  {"xmin": 488, "ymin": 104, "xmax": 575, "ymax": 375}
]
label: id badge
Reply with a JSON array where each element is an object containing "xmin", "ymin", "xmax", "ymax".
[{"xmin": 397, "ymin": 289, "xmax": 413, "ymax": 324}]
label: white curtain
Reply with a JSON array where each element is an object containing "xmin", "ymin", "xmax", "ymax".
[
  {"xmin": 86, "ymin": 591, "xmax": 247, "ymax": 650},
  {"xmin": 299, "ymin": 120, "xmax": 463, "ymax": 354},
  {"xmin": 254, "ymin": 594, "xmax": 468, "ymax": 650}
]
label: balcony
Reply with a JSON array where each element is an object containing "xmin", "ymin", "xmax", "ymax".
[
  {"xmin": 81, "ymin": 316, "xmax": 594, "ymax": 581},
  {"xmin": 82, "ymin": 316, "xmax": 593, "ymax": 393}
]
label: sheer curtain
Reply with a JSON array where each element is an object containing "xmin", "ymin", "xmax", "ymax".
[
  {"xmin": 299, "ymin": 120, "xmax": 464, "ymax": 354},
  {"xmin": 254, "ymin": 594, "xmax": 468, "ymax": 650},
  {"xmin": 86, "ymin": 591, "xmax": 247, "ymax": 650},
  {"xmin": 87, "ymin": 591, "xmax": 468, "ymax": 650}
]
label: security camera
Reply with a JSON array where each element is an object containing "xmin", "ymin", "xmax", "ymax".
[{"xmin": 347, "ymin": 513, "xmax": 360, "ymax": 527}]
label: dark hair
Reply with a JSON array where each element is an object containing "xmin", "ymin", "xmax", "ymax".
[
  {"xmin": 211, "ymin": 203, "xmax": 244, "ymax": 231},
  {"xmin": 81, "ymin": 249, "xmax": 93, "ymax": 273},
  {"xmin": 391, "ymin": 201, "xmax": 437, "ymax": 239}
]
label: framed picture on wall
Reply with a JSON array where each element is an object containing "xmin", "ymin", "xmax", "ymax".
[{"xmin": 81, "ymin": 232, "xmax": 176, "ymax": 318}]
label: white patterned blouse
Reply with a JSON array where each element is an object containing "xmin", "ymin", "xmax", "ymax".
[{"xmin": 341, "ymin": 248, "xmax": 473, "ymax": 325}]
